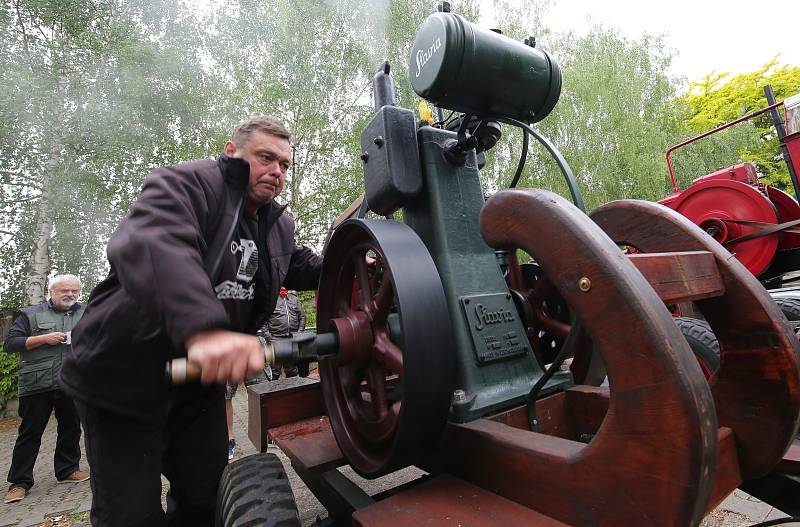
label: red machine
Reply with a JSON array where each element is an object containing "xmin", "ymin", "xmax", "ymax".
[{"xmin": 658, "ymin": 87, "xmax": 800, "ymax": 283}]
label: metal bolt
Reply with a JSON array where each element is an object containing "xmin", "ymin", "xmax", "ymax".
[
  {"xmin": 360, "ymin": 152, "xmax": 369, "ymax": 162},
  {"xmin": 578, "ymin": 277, "xmax": 591, "ymax": 292},
  {"xmin": 373, "ymin": 136, "xmax": 384, "ymax": 147},
  {"xmin": 464, "ymin": 298, "xmax": 470, "ymax": 304},
  {"xmin": 452, "ymin": 389, "xmax": 467, "ymax": 404}
]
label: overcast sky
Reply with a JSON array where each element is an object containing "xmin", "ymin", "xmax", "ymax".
[{"xmin": 488, "ymin": 0, "xmax": 800, "ymax": 86}]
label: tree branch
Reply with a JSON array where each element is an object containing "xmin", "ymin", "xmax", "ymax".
[
  {"xmin": 0, "ymin": 180, "xmax": 43, "ymax": 190},
  {"xmin": 0, "ymin": 194, "xmax": 41, "ymax": 204},
  {"xmin": 13, "ymin": 0, "xmax": 35, "ymax": 71},
  {"xmin": 1, "ymin": 171, "xmax": 42, "ymax": 185}
]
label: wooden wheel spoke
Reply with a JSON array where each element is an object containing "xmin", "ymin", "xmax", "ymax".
[
  {"xmin": 374, "ymin": 401, "xmax": 401, "ymax": 440},
  {"xmin": 343, "ymin": 368, "xmax": 364, "ymax": 398},
  {"xmin": 536, "ymin": 313, "xmax": 571, "ymax": 337},
  {"xmin": 353, "ymin": 251, "xmax": 373, "ymax": 312},
  {"xmin": 366, "ymin": 365, "xmax": 389, "ymax": 419},
  {"xmin": 371, "ymin": 274, "xmax": 393, "ymax": 325},
  {"xmin": 374, "ymin": 333, "xmax": 404, "ymax": 376},
  {"xmin": 533, "ymin": 276, "xmax": 553, "ymax": 302}
]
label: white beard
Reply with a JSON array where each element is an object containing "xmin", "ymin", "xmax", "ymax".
[{"xmin": 55, "ymin": 298, "xmax": 77, "ymax": 310}]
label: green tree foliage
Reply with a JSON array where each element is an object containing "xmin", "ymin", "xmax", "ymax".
[
  {"xmin": 673, "ymin": 60, "xmax": 800, "ymax": 190},
  {"xmin": 0, "ymin": 345, "xmax": 18, "ymax": 409},
  {"xmin": 480, "ymin": 21, "xmax": 686, "ymax": 209},
  {"xmin": 0, "ymin": 0, "xmax": 231, "ymax": 305}
]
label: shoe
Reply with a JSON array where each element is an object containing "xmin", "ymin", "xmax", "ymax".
[
  {"xmin": 58, "ymin": 470, "xmax": 90, "ymax": 483},
  {"xmin": 4, "ymin": 487, "xmax": 27, "ymax": 504},
  {"xmin": 228, "ymin": 439, "xmax": 236, "ymax": 461}
]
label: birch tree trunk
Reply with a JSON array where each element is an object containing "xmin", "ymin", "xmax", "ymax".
[
  {"xmin": 23, "ymin": 68, "xmax": 66, "ymax": 305},
  {"xmin": 24, "ymin": 190, "xmax": 53, "ymax": 304}
]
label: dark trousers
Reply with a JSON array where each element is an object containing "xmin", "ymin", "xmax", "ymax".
[
  {"xmin": 75, "ymin": 389, "xmax": 227, "ymax": 527},
  {"xmin": 7, "ymin": 389, "xmax": 82, "ymax": 490}
]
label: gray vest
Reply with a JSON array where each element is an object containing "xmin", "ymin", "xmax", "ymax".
[{"xmin": 18, "ymin": 302, "xmax": 85, "ymax": 396}]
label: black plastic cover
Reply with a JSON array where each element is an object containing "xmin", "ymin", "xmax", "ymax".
[{"xmin": 360, "ymin": 105, "xmax": 422, "ymax": 216}]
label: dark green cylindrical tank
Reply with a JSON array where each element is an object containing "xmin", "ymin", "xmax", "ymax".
[{"xmin": 409, "ymin": 12, "xmax": 561, "ymax": 123}]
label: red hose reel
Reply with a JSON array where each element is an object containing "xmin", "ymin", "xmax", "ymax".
[{"xmin": 659, "ymin": 168, "xmax": 800, "ymax": 277}]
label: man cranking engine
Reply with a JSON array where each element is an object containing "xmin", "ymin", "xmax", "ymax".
[{"xmin": 59, "ymin": 116, "xmax": 322, "ymax": 526}]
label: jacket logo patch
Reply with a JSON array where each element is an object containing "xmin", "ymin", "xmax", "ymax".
[
  {"xmin": 230, "ymin": 239, "xmax": 258, "ymax": 283},
  {"xmin": 215, "ymin": 280, "xmax": 255, "ymax": 300}
]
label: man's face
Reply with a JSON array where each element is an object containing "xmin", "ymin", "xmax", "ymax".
[
  {"xmin": 224, "ymin": 131, "xmax": 291, "ymax": 212},
  {"xmin": 50, "ymin": 280, "xmax": 80, "ymax": 311}
]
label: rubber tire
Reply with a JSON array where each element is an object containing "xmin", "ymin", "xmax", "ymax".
[
  {"xmin": 674, "ymin": 317, "xmax": 720, "ymax": 376},
  {"xmin": 216, "ymin": 453, "xmax": 300, "ymax": 527},
  {"xmin": 774, "ymin": 297, "xmax": 800, "ymax": 321}
]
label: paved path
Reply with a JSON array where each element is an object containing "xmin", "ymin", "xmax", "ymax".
[{"xmin": 0, "ymin": 389, "xmax": 794, "ymax": 527}]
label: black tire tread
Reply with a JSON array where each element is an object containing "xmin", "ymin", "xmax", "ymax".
[
  {"xmin": 216, "ymin": 453, "xmax": 300, "ymax": 527},
  {"xmin": 675, "ymin": 316, "xmax": 720, "ymax": 375},
  {"xmin": 774, "ymin": 297, "xmax": 800, "ymax": 321}
]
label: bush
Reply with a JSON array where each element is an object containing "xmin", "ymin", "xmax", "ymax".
[{"xmin": 0, "ymin": 345, "xmax": 19, "ymax": 410}]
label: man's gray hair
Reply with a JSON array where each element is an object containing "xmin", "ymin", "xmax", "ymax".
[
  {"xmin": 231, "ymin": 116, "xmax": 291, "ymax": 148},
  {"xmin": 48, "ymin": 274, "xmax": 82, "ymax": 291}
]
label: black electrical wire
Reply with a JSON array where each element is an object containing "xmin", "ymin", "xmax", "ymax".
[
  {"xmin": 468, "ymin": 112, "xmax": 585, "ymax": 212},
  {"xmin": 433, "ymin": 110, "xmax": 455, "ymax": 128},
  {"xmin": 748, "ymin": 517, "xmax": 800, "ymax": 526},
  {"xmin": 508, "ymin": 127, "xmax": 529, "ymax": 189},
  {"xmin": 527, "ymin": 319, "xmax": 580, "ymax": 431},
  {"xmin": 443, "ymin": 111, "xmax": 457, "ymax": 127},
  {"xmin": 500, "ymin": 116, "xmax": 585, "ymax": 212},
  {"xmin": 457, "ymin": 112, "xmax": 473, "ymax": 140}
]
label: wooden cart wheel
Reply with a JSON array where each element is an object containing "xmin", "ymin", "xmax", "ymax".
[
  {"xmin": 591, "ymin": 199, "xmax": 800, "ymax": 478},
  {"xmin": 472, "ymin": 188, "xmax": 718, "ymax": 526}
]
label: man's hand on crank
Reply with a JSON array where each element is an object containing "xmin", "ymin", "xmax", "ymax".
[{"xmin": 185, "ymin": 329, "xmax": 265, "ymax": 385}]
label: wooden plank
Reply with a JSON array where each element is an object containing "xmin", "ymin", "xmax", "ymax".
[
  {"xmin": 352, "ymin": 474, "xmax": 568, "ymax": 527},
  {"xmin": 706, "ymin": 427, "xmax": 743, "ymax": 512},
  {"xmin": 776, "ymin": 440, "xmax": 800, "ymax": 475},
  {"xmin": 246, "ymin": 376, "xmax": 324, "ymax": 452},
  {"xmin": 269, "ymin": 415, "xmax": 345, "ymax": 473},
  {"xmin": 564, "ymin": 385, "xmax": 609, "ymax": 438},
  {"xmin": 442, "ymin": 414, "xmax": 712, "ymax": 527},
  {"xmin": 627, "ymin": 251, "xmax": 724, "ymax": 303},
  {"xmin": 487, "ymin": 386, "xmax": 611, "ymax": 441},
  {"xmin": 488, "ymin": 393, "xmax": 572, "ymax": 438}
]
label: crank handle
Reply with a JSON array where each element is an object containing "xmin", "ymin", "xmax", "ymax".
[{"xmin": 165, "ymin": 332, "xmax": 339, "ymax": 384}]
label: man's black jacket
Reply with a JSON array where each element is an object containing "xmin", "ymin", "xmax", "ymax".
[{"xmin": 60, "ymin": 156, "xmax": 321, "ymax": 421}]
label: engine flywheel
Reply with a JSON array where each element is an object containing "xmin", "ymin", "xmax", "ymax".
[{"xmin": 316, "ymin": 219, "xmax": 455, "ymax": 478}]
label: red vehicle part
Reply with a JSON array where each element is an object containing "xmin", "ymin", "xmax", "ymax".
[
  {"xmin": 766, "ymin": 186, "xmax": 800, "ymax": 250},
  {"xmin": 663, "ymin": 179, "xmax": 779, "ymax": 276},
  {"xmin": 661, "ymin": 90, "xmax": 800, "ymax": 280},
  {"xmin": 786, "ymin": 130, "xmax": 800, "ymax": 163},
  {"xmin": 665, "ymin": 101, "xmax": 785, "ymax": 193},
  {"xmin": 691, "ymin": 163, "xmax": 758, "ymax": 186}
]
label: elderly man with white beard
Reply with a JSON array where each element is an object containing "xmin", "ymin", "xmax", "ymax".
[{"xmin": 2, "ymin": 274, "xmax": 90, "ymax": 504}]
